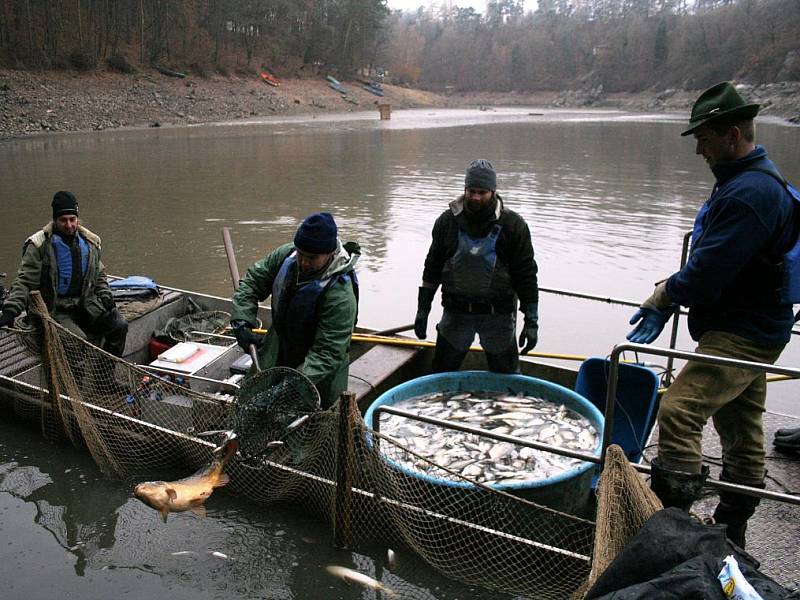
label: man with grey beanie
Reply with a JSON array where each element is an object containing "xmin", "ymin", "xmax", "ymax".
[
  {"xmin": 0, "ymin": 191, "xmax": 128, "ymax": 357},
  {"xmin": 414, "ymin": 159, "xmax": 539, "ymax": 373}
]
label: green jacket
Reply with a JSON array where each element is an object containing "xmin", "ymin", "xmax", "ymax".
[
  {"xmin": 231, "ymin": 240, "xmax": 360, "ymax": 409},
  {"xmin": 2, "ymin": 223, "xmax": 113, "ymax": 320}
]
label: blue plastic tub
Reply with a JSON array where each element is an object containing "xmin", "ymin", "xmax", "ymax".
[{"xmin": 364, "ymin": 371, "xmax": 604, "ymax": 516}]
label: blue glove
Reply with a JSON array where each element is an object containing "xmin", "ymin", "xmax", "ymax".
[{"xmin": 626, "ymin": 307, "xmax": 672, "ymax": 344}]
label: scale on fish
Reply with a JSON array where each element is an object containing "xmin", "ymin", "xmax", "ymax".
[
  {"xmin": 379, "ymin": 390, "xmax": 599, "ymax": 485},
  {"xmin": 134, "ymin": 441, "xmax": 237, "ymax": 522}
]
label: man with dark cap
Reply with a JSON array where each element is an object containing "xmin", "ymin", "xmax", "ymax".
[
  {"xmin": 0, "ymin": 191, "xmax": 128, "ymax": 357},
  {"xmin": 414, "ymin": 159, "xmax": 539, "ymax": 373},
  {"xmin": 625, "ymin": 82, "xmax": 799, "ymax": 548},
  {"xmin": 230, "ymin": 212, "xmax": 360, "ymax": 409}
]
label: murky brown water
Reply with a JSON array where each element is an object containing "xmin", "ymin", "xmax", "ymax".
[{"xmin": 1, "ymin": 108, "xmax": 799, "ymax": 598}]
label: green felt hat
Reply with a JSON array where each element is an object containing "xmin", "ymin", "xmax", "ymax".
[{"xmin": 681, "ymin": 81, "xmax": 759, "ymax": 136}]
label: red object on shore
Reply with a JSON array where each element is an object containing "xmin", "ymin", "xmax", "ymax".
[{"xmin": 260, "ymin": 71, "xmax": 280, "ymax": 87}]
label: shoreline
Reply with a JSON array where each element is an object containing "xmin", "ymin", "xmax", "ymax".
[{"xmin": 2, "ymin": 68, "xmax": 798, "ymax": 140}]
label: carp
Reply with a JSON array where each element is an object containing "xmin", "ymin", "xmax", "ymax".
[{"xmin": 134, "ymin": 443, "xmax": 236, "ymax": 523}]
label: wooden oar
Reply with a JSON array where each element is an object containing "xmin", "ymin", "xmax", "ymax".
[{"xmin": 221, "ymin": 227, "xmax": 261, "ymax": 371}]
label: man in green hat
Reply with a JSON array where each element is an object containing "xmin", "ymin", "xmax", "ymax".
[{"xmin": 625, "ymin": 82, "xmax": 798, "ymax": 548}]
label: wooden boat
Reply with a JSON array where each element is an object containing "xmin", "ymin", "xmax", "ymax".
[{"xmin": 259, "ymin": 71, "xmax": 280, "ymax": 87}]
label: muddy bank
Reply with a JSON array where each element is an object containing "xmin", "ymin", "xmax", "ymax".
[{"xmin": 1, "ymin": 68, "xmax": 798, "ymax": 140}]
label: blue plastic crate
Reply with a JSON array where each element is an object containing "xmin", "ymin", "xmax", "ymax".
[{"xmin": 575, "ymin": 357, "xmax": 660, "ymax": 464}]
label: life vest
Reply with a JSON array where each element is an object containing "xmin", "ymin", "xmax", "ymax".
[
  {"xmin": 691, "ymin": 168, "xmax": 800, "ymax": 305},
  {"xmin": 271, "ymin": 252, "xmax": 358, "ymax": 368},
  {"xmin": 51, "ymin": 234, "xmax": 89, "ymax": 296},
  {"xmin": 441, "ymin": 224, "xmax": 512, "ymax": 300}
]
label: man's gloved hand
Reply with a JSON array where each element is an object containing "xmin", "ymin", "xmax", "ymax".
[
  {"xmin": 231, "ymin": 319, "xmax": 264, "ymax": 352},
  {"xmin": 0, "ymin": 310, "xmax": 15, "ymax": 328},
  {"xmin": 626, "ymin": 307, "xmax": 672, "ymax": 344},
  {"xmin": 101, "ymin": 294, "xmax": 116, "ymax": 311},
  {"xmin": 518, "ymin": 302, "xmax": 539, "ymax": 355},
  {"xmin": 414, "ymin": 286, "xmax": 436, "ymax": 339}
]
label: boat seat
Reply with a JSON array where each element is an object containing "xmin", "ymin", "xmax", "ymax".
[
  {"xmin": 348, "ymin": 344, "xmax": 420, "ymax": 405},
  {"xmin": 574, "ymin": 357, "xmax": 660, "ymax": 464}
]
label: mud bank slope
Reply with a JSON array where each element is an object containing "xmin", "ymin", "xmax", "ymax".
[{"xmin": 1, "ymin": 68, "xmax": 798, "ymax": 139}]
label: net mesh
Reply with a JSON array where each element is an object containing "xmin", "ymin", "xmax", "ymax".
[{"xmin": 0, "ymin": 294, "xmax": 677, "ymax": 599}]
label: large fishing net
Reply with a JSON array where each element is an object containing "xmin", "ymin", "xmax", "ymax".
[{"xmin": 0, "ymin": 290, "xmax": 762, "ymax": 599}]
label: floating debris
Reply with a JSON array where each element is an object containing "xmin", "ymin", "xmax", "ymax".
[{"xmin": 378, "ymin": 391, "xmax": 599, "ymax": 485}]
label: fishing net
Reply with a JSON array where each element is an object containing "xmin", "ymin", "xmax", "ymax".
[
  {"xmin": 578, "ymin": 444, "xmax": 662, "ymax": 595},
  {"xmin": 228, "ymin": 366, "xmax": 320, "ymax": 461},
  {"xmin": 159, "ymin": 310, "xmax": 231, "ymax": 343},
  {"xmin": 0, "ymin": 291, "xmax": 740, "ymax": 600}
]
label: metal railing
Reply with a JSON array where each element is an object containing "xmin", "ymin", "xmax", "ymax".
[{"xmin": 605, "ymin": 342, "xmax": 800, "ymax": 505}]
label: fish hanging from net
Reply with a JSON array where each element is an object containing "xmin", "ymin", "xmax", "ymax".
[{"xmin": 224, "ymin": 366, "xmax": 321, "ymax": 461}]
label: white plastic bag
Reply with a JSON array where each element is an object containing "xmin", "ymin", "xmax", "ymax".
[{"xmin": 718, "ymin": 555, "xmax": 764, "ymax": 600}]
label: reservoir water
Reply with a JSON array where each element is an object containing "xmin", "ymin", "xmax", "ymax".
[{"xmin": 1, "ymin": 108, "xmax": 799, "ymax": 598}]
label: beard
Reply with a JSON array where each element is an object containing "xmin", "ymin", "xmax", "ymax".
[{"xmin": 464, "ymin": 194, "xmax": 496, "ymax": 223}]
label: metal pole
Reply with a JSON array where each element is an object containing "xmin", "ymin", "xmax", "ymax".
[
  {"xmin": 221, "ymin": 227, "xmax": 261, "ymax": 371},
  {"xmin": 603, "ymin": 341, "xmax": 800, "ymax": 503},
  {"xmin": 663, "ymin": 231, "xmax": 692, "ymax": 386}
]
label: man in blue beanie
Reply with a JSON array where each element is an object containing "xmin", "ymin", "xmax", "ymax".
[
  {"xmin": 414, "ymin": 159, "xmax": 539, "ymax": 374},
  {"xmin": 230, "ymin": 212, "xmax": 361, "ymax": 409},
  {"xmin": 0, "ymin": 191, "xmax": 128, "ymax": 357}
]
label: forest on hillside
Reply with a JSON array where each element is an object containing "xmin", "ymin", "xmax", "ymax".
[{"xmin": 1, "ymin": 0, "xmax": 797, "ymax": 92}]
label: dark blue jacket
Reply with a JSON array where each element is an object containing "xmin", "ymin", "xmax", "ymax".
[{"xmin": 666, "ymin": 146, "xmax": 795, "ymax": 345}]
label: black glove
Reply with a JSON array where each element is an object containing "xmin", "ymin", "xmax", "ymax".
[
  {"xmin": 231, "ymin": 320, "xmax": 264, "ymax": 352},
  {"xmin": 414, "ymin": 286, "xmax": 436, "ymax": 339},
  {"xmin": 101, "ymin": 294, "xmax": 116, "ymax": 311},
  {"xmin": 0, "ymin": 310, "xmax": 15, "ymax": 328},
  {"xmin": 518, "ymin": 302, "xmax": 539, "ymax": 355}
]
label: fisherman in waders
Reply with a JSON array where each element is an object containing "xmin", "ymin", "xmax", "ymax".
[
  {"xmin": 626, "ymin": 82, "xmax": 799, "ymax": 548},
  {"xmin": 230, "ymin": 213, "xmax": 360, "ymax": 409},
  {"xmin": 414, "ymin": 159, "xmax": 539, "ymax": 373},
  {"xmin": 0, "ymin": 191, "xmax": 128, "ymax": 357}
]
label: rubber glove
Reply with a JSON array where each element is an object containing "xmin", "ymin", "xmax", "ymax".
[
  {"xmin": 0, "ymin": 310, "xmax": 15, "ymax": 328},
  {"xmin": 231, "ymin": 319, "xmax": 265, "ymax": 352},
  {"xmin": 518, "ymin": 302, "xmax": 539, "ymax": 355},
  {"xmin": 414, "ymin": 286, "xmax": 436, "ymax": 339},
  {"xmin": 626, "ymin": 307, "xmax": 672, "ymax": 344}
]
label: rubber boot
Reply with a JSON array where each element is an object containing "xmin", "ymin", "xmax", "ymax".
[
  {"xmin": 773, "ymin": 427, "xmax": 800, "ymax": 453},
  {"xmin": 650, "ymin": 458, "xmax": 709, "ymax": 511},
  {"xmin": 712, "ymin": 469, "xmax": 765, "ymax": 549},
  {"xmin": 431, "ymin": 334, "xmax": 468, "ymax": 373},
  {"xmin": 486, "ymin": 351, "xmax": 520, "ymax": 374}
]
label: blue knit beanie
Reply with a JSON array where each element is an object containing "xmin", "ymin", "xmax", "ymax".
[
  {"xmin": 294, "ymin": 212, "xmax": 338, "ymax": 254},
  {"xmin": 464, "ymin": 159, "xmax": 497, "ymax": 191}
]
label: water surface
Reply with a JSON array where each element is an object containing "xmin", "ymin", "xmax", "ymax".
[{"xmin": 2, "ymin": 108, "xmax": 799, "ymax": 598}]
